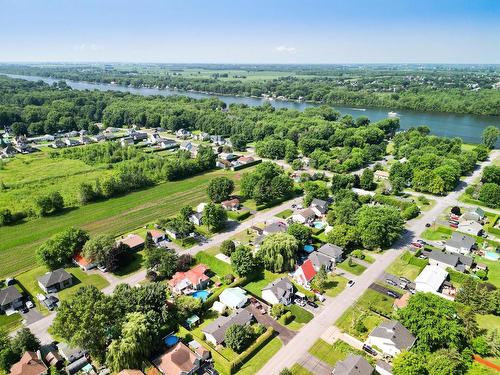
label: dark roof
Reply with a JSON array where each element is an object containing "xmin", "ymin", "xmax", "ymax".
[
  {"xmin": 264, "ymin": 222, "xmax": 287, "ymax": 234},
  {"xmin": 369, "ymin": 320, "xmax": 416, "ymax": 351},
  {"xmin": 333, "ymin": 354, "xmax": 373, "ymax": 375},
  {"xmin": 318, "ymin": 243, "xmax": 344, "ymax": 259},
  {"xmin": 37, "ymin": 268, "xmax": 72, "ymax": 288},
  {"xmin": 0, "ymin": 286, "xmax": 22, "ymax": 306},
  {"xmin": 262, "ymin": 277, "xmax": 294, "ymax": 300},
  {"xmin": 446, "ymin": 232, "xmax": 476, "ymax": 250},
  {"xmin": 203, "ymin": 309, "xmax": 253, "ymax": 344},
  {"xmin": 375, "ymin": 360, "xmax": 393, "ymax": 373},
  {"xmin": 311, "ymin": 198, "xmax": 328, "ymax": 213},
  {"xmin": 308, "ymin": 252, "xmax": 333, "ymax": 269},
  {"xmin": 422, "ymin": 250, "xmax": 459, "ymax": 267}
]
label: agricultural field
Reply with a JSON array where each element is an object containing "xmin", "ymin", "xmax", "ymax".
[{"xmin": 0, "ymin": 166, "xmax": 244, "ymax": 278}]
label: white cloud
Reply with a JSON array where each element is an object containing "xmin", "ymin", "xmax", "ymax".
[
  {"xmin": 73, "ymin": 43, "xmax": 103, "ymax": 52},
  {"xmin": 274, "ymin": 45, "xmax": 296, "ymax": 54}
]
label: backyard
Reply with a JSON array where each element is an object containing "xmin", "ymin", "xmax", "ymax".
[
  {"xmin": 385, "ymin": 251, "xmax": 427, "ymax": 281},
  {"xmin": 195, "ymin": 251, "xmax": 233, "ymax": 277}
]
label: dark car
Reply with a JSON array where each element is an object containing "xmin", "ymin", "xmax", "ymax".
[
  {"xmin": 347, "ymin": 280, "xmax": 355, "ymax": 287},
  {"xmin": 399, "ymin": 277, "xmax": 411, "ymax": 284},
  {"xmin": 386, "ymin": 291, "xmax": 399, "ymax": 298},
  {"xmin": 385, "ymin": 279, "xmax": 398, "ymax": 287},
  {"xmin": 425, "ymin": 223, "xmax": 431, "ymax": 227},
  {"xmin": 307, "ymin": 300, "xmax": 318, "ymax": 308},
  {"xmin": 362, "ymin": 344, "xmax": 378, "ymax": 356}
]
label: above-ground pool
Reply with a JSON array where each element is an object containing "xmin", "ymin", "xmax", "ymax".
[
  {"xmin": 485, "ymin": 252, "xmax": 499, "ymax": 261},
  {"xmin": 313, "ymin": 221, "xmax": 326, "ymax": 229},
  {"xmin": 304, "ymin": 245, "xmax": 315, "ymax": 253},
  {"xmin": 164, "ymin": 335, "xmax": 180, "ymax": 347},
  {"xmin": 192, "ymin": 290, "xmax": 210, "ymax": 301}
]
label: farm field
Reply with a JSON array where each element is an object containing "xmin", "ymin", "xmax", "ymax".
[{"xmin": 0, "ymin": 168, "xmax": 243, "ymax": 278}]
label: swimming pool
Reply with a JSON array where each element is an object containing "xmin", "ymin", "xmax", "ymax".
[
  {"xmin": 304, "ymin": 245, "xmax": 315, "ymax": 253},
  {"xmin": 485, "ymin": 252, "xmax": 499, "ymax": 261},
  {"xmin": 313, "ymin": 221, "xmax": 326, "ymax": 229},
  {"xmin": 192, "ymin": 290, "xmax": 210, "ymax": 301},
  {"xmin": 164, "ymin": 335, "xmax": 180, "ymax": 347}
]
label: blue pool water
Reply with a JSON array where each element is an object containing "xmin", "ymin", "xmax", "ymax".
[
  {"xmin": 164, "ymin": 335, "xmax": 179, "ymax": 347},
  {"xmin": 192, "ymin": 290, "xmax": 210, "ymax": 301},
  {"xmin": 304, "ymin": 245, "xmax": 315, "ymax": 253},
  {"xmin": 485, "ymin": 252, "xmax": 499, "ymax": 261},
  {"xmin": 313, "ymin": 221, "xmax": 326, "ymax": 229}
]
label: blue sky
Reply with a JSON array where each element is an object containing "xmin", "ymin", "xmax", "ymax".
[{"xmin": 1, "ymin": 0, "xmax": 499, "ymax": 63}]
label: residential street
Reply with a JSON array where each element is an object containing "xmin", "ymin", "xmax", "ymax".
[{"xmin": 256, "ymin": 150, "xmax": 499, "ymax": 375}]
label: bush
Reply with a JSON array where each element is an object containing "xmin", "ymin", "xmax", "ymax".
[
  {"xmin": 232, "ymin": 327, "xmax": 274, "ymax": 372},
  {"xmin": 350, "ymin": 250, "xmax": 365, "ymax": 260},
  {"xmin": 224, "ymin": 274, "xmax": 235, "ymax": 284},
  {"xmin": 279, "ymin": 311, "xmax": 293, "ymax": 325},
  {"xmin": 271, "ymin": 303, "xmax": 286, "ymax": 319},
  {"xmin": 402, "ymin": 204, "xmax": 420, "ymax": 220},
  {"xmin": 475, "ymin": 270, "xmax": 487, "ymax": 280},
  {"xmin": 220, "ymin": 240, "xmax": 236, "ymax": 256},
  {"xmin": 224, "ymin": 325, "xmax": 254, "ymax": 353}
]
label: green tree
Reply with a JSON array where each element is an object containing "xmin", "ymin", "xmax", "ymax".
[
  {"xmin": 82, "ymin": 234, "xmax": 116, "ymax": 269},
  {"xmin": 220, "ymin": 239, "xmax": 236, "ymax": 256},
  {"xmin": 310, "ymin": 265, "xmax": 328, "ymax": 292},
  {"xmin": 145, "ymin": 247, "xmax": 178, "ymax": 278},
  {"xmin": 478, "ymin": 183, "xmax": 500, "ymax": 208},
  {"xmin": 37, "ymin": 227, "xmax": 89, "ymax": 269},
  {"xmin": 175, "ymin": 295, "xmax": 202, "ymax": 321},
  {"xmin": 10, "ymin": 328, "xmax": 40, "ymax": 355},
  {"xmin": 287, "ymin": 223, "xmax": 312, "ymax": 248},
  {"xmin": 325, "ymin": 224, "xmax": 358, "ymax": 248},
  {"xmin": 355, "ymin": 205, "xmax": 404, "ymax": 249},
  {"xmin": 270, "ymin": 303, "xmax": 286, "ymax": 318},
  {"xmin": 207, "ymin": 176, "xmax": 235, "ymax": 202},
  {"xmin": 392, "ymin": 351, "xmax": 428, "ymax": 375},
  {"xmin": 224, "ymin": 324, "xmax": 253, "ymax": 353},
  {"xmin": 482, "ymin": 126, "xmax": 500, "ymax": 149},
  {"xmin": 257, "ymin": 233, "xmax": 298, "ymax": 273},
  {"xmin": 203, "ymin": 203, "xmax": 227, "ymax": 232},
  {"xmin": 303, "ymin": 181, "xmax": 329, "ymax": 207},
  {"xmin": 426, "ymin": 349, "xmax": 468, "ymax": 375},
  {"xmin": 231, "ymin": 245, "xmax": 259, "ymax": 277},
  {"xmin": 360, "ymin": 168, "xmax": 375, "ymax": 190},
  {"xmin": 106, "ymin": 312, "xmax": 154, "ymax": 372}
]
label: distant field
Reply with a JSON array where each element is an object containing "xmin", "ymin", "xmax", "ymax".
[
  {"xmin": 163, "ymin": 68, "xmax": 312, "ymax": 82},
  {"xmin": 0, "ymin": 168, "xmax": 243, "ymax": 278}
]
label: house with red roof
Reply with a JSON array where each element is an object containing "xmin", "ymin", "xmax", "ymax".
[
  {"xmin": 293, "ymin": 259, "xmax": 317, "ymax": 287},
  {"xmin": 168, "ymin": 264, "xmax": 210, "ymax": 294},
  {"xmin": 148, "ymin": 230, "xmax": 167, "ymax": 245},
  {"xmin": 73, "ymin": 253, "xmax": 96, "ymax": 271}
]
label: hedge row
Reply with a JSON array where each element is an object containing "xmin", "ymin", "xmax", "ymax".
[
  {"xmin": 232, "ymin": 327, "xmax": 275, "ymax": 372},
  {"xmin": 373, "ymin": 193, "xmax": 414, "ymax": 210},
  {"xmin": 228, "ymin": 210, "xmax": 251, "ymax": 221},
  {"xmin": 485, "ymin": 215, "xmax": 500, "ymax": 236},
  {"xmin": 447, "ymin": 267, "xmax": 474, "ymax": 285},
  {"xmin": 401, "ymin": 251, "xmax": 428, "ymax": 269}
]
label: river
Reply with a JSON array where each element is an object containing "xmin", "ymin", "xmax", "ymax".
[{"xmin": 3, "ymin": 73, "xmax": 499, "ymax": 145}]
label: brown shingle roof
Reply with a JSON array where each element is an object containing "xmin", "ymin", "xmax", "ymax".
[{"xmin": 10, "ymin": 352, "xmax": 47, "ymax": 375}]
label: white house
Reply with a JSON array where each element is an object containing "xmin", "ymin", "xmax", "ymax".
[
  {"xmin": 460, "ymin": 207, "xmax": 485, "ymax": 222},
  {"xmin": 189, "ymin": 212, "xmax": 203, "ymax": 226},
  {"xmin": 457, "ymin": 220, "xmax": 483, "ymax": 236},
  {"xmin": 310, "ymin": 198, "xmax": 328, "ymax": 217},
  {"xmin": 445, "ymin": 232, "xmax": 476, "ymax": 255},
  {"xmin": 293, "ymin": 259, "xmax": 317, "ymax": 287},
  {"xmin": 366, "ymin": 320, "xmax": 416, "ymax": 357},
  {"xmin": 414, "ymin": 265, "xmax": 448, "ymax": 293},
  {"xmin": 292, "ymin": 208, "xmax": 316, "ymax": 224},
  {"xmin": 261, "ymin": 277, "xmax": 294, "ymax": 306},
  {"xmin": 219, "ymin": 287, "xmax": 248, "ymax": 309}
]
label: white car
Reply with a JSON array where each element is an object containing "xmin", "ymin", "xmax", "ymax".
[
  {"xmin": 26, "ymin": 301, "xmax": 34, "ymax": 309},
  {"xmin": 36, "ymin": 293, "xmax": 46, "ymax": 301}
]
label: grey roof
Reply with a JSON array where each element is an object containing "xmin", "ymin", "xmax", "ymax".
[
  {"xmin": 369, "ymin": 320, "xmax": 416, "ymax": 351},
  {"xmin": 203, "ymin": 309, "xmax": 253, "ymax": 344},
  {"xmin": 375, "ymin": 360, "xmax": 393, "ymax": 373},
  {"xmin": 457, "ymin": 254, "xmax": 474, "ymax": 267},
  {"xmin": 262, "ymin": 277, "xmax": 294, "ymax": 300},
  {"xmin": 264, "ymin": 222, "xmax": 287, "ymax": 234},
  {"xmin": 474, "ymin": 207, "xmax": 485, "ymax": 218},
  {"xmin": 318, "ymin": 243, "xmax": 344, "ymax": 259},
  {"xmin": 0, "ymin": 286, "xmax": 22, "ymax": 306},
  {"xmin": 423, "ymin": 250, "xmax": 473, "ymax": 269},
  {"xmin": 333, "ymin": 354, "xmax": 373, "ymax": 375},
  {"xmin": 308, "ymin": 252, "xmax": 333, "ymax": 269},
  {"xmin": 37, "ymin": 268, "xmax": 72, "ymax": 288},
  {"xmin": 311, "ymin": 198, "xmax": 328, "ymax": 214},
  {"xmin": 446, "ymin": 232, "xmax": 476, "ymax": 250}
]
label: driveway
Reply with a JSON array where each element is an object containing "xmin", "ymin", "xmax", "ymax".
[
  {"xmin": 21, "ymin": 308, "xmax": 44, "ymax": 325},
  {"xmin": 245, "ymin": 304, "xmax": 296, "ymax": 344},
  {"xmin": 368, "ymin": 283, "xmax": 402, "ymax": 299}
]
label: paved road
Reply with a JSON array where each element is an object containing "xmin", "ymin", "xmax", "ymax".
[
  {"xmin": 24, "ymin": 196, "xmax": 303, "ymax": 344},
  {"xmin": 257, "ymin": 150, "xmax": 499, "ymax": 375}
]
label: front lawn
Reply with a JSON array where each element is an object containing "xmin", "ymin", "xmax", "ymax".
[
  {"xmin": 285, "ymin": 304, "xmax": 314, "ymax": 330},
  {"xmin": 476, "ymin": 257, "xmax": 500, "ymax": 288},
  {"xmin": 112, "ymin": 250, "xmax": 146, "ymax": 277},
  {"xmin": 385, "ymin": 253, "xmax": 426, "ymax": 281},
  {"xmin": 57, "ymin": 267, "xmax": 110, "ymax": 301},
  {"xmin": 290, "ymin": 364, "xmax": 313, "ymax": 375},
  {"xmin": 0, "ymin": 312, "xmax": 22, "ymax": 332},
  {"xmin": 421, "ymin": 226, "xmax": 453, "ymax": 241},
  {"xmin": 337, "ymin": 259, "xmax": 367, "ymax": 276},
  {"xmin": 235, "ymin": 336, "xmax": 282, "ymax": 375},
  {"xmin": 308, "ymin": 339, "xmax": 371, "ymax": 367},
  {"xmin": 324, "ymin": 275, "xmax": 348, "ymax": 297},
  {"xmin": 275, "ymin": 209, "xmax": 293, "ymax": 219},
  {"xmin": 195, "ymin": 251, "xmax": 233, "ymax": 277}
]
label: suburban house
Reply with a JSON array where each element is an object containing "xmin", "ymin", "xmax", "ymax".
[
  {"xmin": 219, "ymin": 287, "xmax": 248, "ymax": 309},
  {"xmin": 293, "ymin": 259, "xmax": 317, "ymax": 287},
  {"xmin": 117, "ymin": 233, "xmax": 145, "ymax": 251},
  {"xmin": 261, "ymin": 277, "xmax": 294, "ymax": 306},
  {"xmin": 180, "ymin": 141, "xmax": 196, "ymax": 153},
  {"xmin": 221, "ymin": 198, "xmax": 240, "ymax": 211},
  {"xmin": 203, "ymin": 309, "xmax": 254, "ymax": 346},
  {"xmin": 332, "ymin": 354, "xmax": 373, "ymax": 375},
  {"xmin": 10, "ymin": 352, "xmax": 48, "ymax": 375},
  {"xmin": 310, "ymin": 198, "xmax": 329, "ymax": 217},
  {"xmin": 461, "ymin": 207, "xmax": 485, "ymax": 222},
  {"xmin": 79, "ymin": 135, "xmax": 93, "ymax": 145},
  {"xmin": 366, "ymin": 320, "xmax": 416, "ymax": 357},
  {"xmin": 210, "ymin": 135, "xmax": 225, "ymax": 145},
  {"xmin": 263, "ymin": 221, "xmax": 287, "ymax": 235},
  {"xmin": 457, "ymin": 220, "xmax": 483, "ymax": 236},
  {"xmin": 0, "ymin": 145, "xmax": 17, "ymax": 158},
  {"xmin": 232, "ymin": 156, "xmax": 256, "ymax": 168},
  {"xmin": 148, "ymin": 229, "xmax": 167, "ymax": 245},
  {"xmin": 51, "ymin": 139, "xmax": 66, "ymax": 148},
  {"xmin": 445, "ymin": 232, "xmax": 476, "ymax": 255},
  {"xmin": 168, "ymin": 264, "xmax": 210, "ymax": 294},
  {"xmin": 120, "ymin": 136, "xmax": 135, "ymax": 147},
  {"xmin": 307, "ymin": 252, "xmax": 334, "ymax": 272},
  {"xmin": 189, "ymin": 212, "xmax": 203, "ymax": 226},
  {"xmin": 176, "ymin": 128, "xmax": 192, "ymax": 139},
  {"xmin": 317, "ymin": 243, "xmax": 344, "ymax": 264},
  {"xmin": 152, "ymin": 342, "xmax": 202, "ymax": 375},
  {"xmin": 0, "ymin": 285, "xmax": 23, "ymax": 313},
  {"xmin": 374, "ymin": 170, "xmax": 390, "ymax": 180},
  {"xmin": 130, "ymin": 131, "xmax": 147, "ymax": 142},
  {"xmin": 63, "ymin": 138, "xmax": 79, "ymax": 147},
  {"xmin": 292, "ymin": 208, "xmax": 316, "ymax": 224},
  {"xmin": 414, "ymin": 265, "xmax": 448, "ymax": 293},
  {"xmin": 375, "ymin": 360, "xmax": 393, "ymax": 375},
  {"xmin": 158, "ymin": 139, "xmax": 178, "ymax": 150},
  {"xmin": 195, "ymin": 132, "xmax": 210, "ymax": 141},
  {"xmin": 219, "ymin": 152, "xmax": 239, "ymax": 161},
  {"xmin": 422, "ymin": 250, "xmax": 473, "ymax": 272},
  {"xmin": 73, "ymin": 253, "xmax": 96, "ymax": 271},
  {"xmin": 37, "ymin": 268, "xmax": 73, "ymax": 293}
]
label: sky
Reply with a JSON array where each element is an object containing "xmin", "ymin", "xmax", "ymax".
[{"xmin": 1, "ymin": 0, "xmax": 499, "ymax": 64}]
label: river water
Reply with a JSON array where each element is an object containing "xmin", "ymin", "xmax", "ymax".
[{"xmin": 3, "ymin": 73, "xmax": 499, "ymax": 145}]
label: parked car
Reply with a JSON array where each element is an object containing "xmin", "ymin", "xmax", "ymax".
[
  {"xmin": 409, "ymin": 288, "xmax": 416, "ymax": 294},
  {"xmin": 411, "ymin": 242, "xmax": 423, "ymax": 248},
  {"xmin": 400, "ymin": 282, "xmax": 408, "ymax": 289},
  {"xmin": 25, "ymin": 301, "xmax": 34, "ymax": 309},
  {"xmin": 385, "ymin": 279, "xmax": 398, "ymax": 287},
  {"xmin": 417, "ymin": 239, "xmax": 427, "ymax": 245},
  {"xmin": 386, "ymin": 291, "xmax": 399, "ymax": 298},
  {"xmin": 347, "ymin": 280, "xmax": 355, "ymax": 287},
  {"xmin": 97, "ymin": 265, "xmax": 107, "ymax": 272},
  {"xmin": 307, "ymin": 300, "xmax": 318, "ymax": 308},
  {"xmin": 399, "ymin": 277, "xmax": 411, "ymax": 284},
  {"xmin": 425, "ymin": 223, "xmax": 431, "ymax": 227},
  {"xmin": 362, "ymin": 344, "xmax": 378, "ymax": 356},
  {"xmin": 450, "ymin": 223, "xmax": 458, "ymax": 228}
]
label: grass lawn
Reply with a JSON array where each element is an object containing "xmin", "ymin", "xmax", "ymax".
[
  {"xmin": 0, "ymin": 169, "xmax": 243, "ymax": 278},
  {"xmin": 195, "ymin": 251, "xmax": 233, "ymax": 277},
  {"xmin": 285, "ymin": 304, "xmax": 314, "ymax": 330},
  {"xmin": 244, "ymin": 271, "xmax": 285, "ymax": 298},
  {"xmin": 0, "ymin": 312, "xmax": 22, "ymax": 332},
  {"xmin": 290, "ymin": 364, "xmax": 313, "ymax": 375},
  {"xmin": 112, "ymin": 250, "xmax": 146, "ymax": 277},
  {"xmin": 467, "ymin": 361, "xmax": 498, "ymax": 375},
  {"xmin": 477, "ymin": 314, "xmax": 500, "ymax": 331},
  {"xmin": 235, "ymin": 336, "xmax": 282, "ymax": 375},
  {"xmin": 309, "ymin": 339, "xmax": 371, "ymax": 367},
  {"xmin": 476, "ymin": 257, "xmax": 500, "ymax": 288},
  {"xmin": 275, "ymin": 209, "xmax": 293, "ymax": 219},
  {"xmin": 385, "ymin": 254, "xmax": 425, "ymax": 281},
  {"xmin": 337, "ymin": 260, "xmax": 366, "ymax": 276},
  {"xmin": 324, "ymin": 275, "xmax": 348, "ymax": 297},
  {"xmin": 421, "ymin": 226, "xmax": 453, "ymax": 241}
]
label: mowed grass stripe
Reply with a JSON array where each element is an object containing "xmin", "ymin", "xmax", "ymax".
[{"xmin": 0, "ymin": 169, "xmax": 241, "ymax": 278}]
